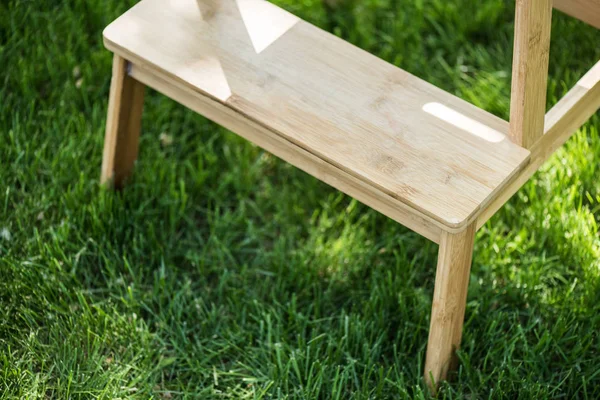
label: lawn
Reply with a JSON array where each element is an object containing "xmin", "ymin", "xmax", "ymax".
[{"xmin": 1, "ymin": 0, "xmax": 600, "ymax": 398}]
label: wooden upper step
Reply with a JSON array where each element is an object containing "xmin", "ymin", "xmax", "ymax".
[
  {"xmin": 554, "ymin": 0, "xmax": 600, "ymax": 30},
  {"xmin": 103, "ymin": 0, "xmax": 530, "ymax": 229}
]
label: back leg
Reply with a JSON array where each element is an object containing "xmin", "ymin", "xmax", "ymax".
[{"xmin": 101, "ymin": 54, "xmax": 145, "ymax": 188}]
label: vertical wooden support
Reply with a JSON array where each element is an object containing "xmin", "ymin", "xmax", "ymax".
[
  {"xmin": 424, "ymin": 223, "xmax": 476, "ymax": 392},
  {"xmin": 509, "ymin": 0, "xmax": 553, "ymax": 149},
  {"xmin": 101, "ymin": 54, "xmax": 145, "ymax": 188}
]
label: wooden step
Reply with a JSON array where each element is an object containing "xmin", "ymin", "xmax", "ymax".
[
  {"xmin": 103, "ymin": 0, "xmax": 530, "ymax": 231},
  {"xmin": 554, "ymin": 0, "xmax": 600, "ymax": 30}
]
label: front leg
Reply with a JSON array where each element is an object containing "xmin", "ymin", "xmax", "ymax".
[{"xmin": 424, "ymin": 223, "xmax": 476, "ymax": 393}]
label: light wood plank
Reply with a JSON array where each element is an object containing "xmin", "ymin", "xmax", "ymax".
[
  {"xmin": 424, "ymin": 223, "xmax": 476, "ymax": 392},
  {"xmin": 509, "ymin": 0, "xmax": 553, "ymax": 149},
  {"xmin": 541, "ymin": 61, "xmax": 600, "ymax": 158},
  {"xmin": 102, "ymin": 0, "xmax": 530, "ymax": 229},
  {"xmin": 554, "ymin": 0, "xmax": 600, "ymax": 29},
  {"xmin": 478, "ymin": 60, "xmax": 600, "ymax": 228},
  {"xmin": 101, "ymin": 54, "xmax": 145, "ymax": 188},
  {"xmin": 129, "ymin": 62, "xmax": 444, "ymax": 242}
]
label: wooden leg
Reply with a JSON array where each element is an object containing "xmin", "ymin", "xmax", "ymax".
[
  {"xmin": 424, "ymin": 223, "xmax": 476, "ymax": 393},
  {"xmin": 101, "ymin": 54, "xmax": 145, "ymax": 188}
]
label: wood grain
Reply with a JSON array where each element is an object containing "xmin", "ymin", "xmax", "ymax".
[
  {"xmin": 554, "ymin": 0, "xmax": 600, "ymax": 29},
  {"xmin": 102, "ymin": 0, "xmax": 530, "ymax": 229},
  {"xmin": 101, "ymin": 54, "xmax": 145, "ymax": 188},
  {"xmin": 509, "ymin": 0, "xmax": 553, "ymax": 149},
  {"xmin": 128, "ymin": 62, "xmax": 444, "ymax": 242},
  {"xmin": 424, "ymin": 223, "xmax": 476, "ymax": 392}
]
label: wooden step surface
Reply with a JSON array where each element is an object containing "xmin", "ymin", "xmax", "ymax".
[{"xmin": 103, "ymin": 0, "xmax": 530, "ymax": 229}]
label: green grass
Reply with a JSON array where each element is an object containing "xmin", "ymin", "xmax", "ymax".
[{"xmin": 1, "ymin": 0, "xmax": 600, "ymax": 398}]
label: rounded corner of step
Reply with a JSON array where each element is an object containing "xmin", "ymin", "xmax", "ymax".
[
  {"xmin": 442, "ymin": 217, "xmax": 470, "ymax": 231},
  {"xmin": 102, "ymin": 25, "xmax": 117, "ymax": 49},
  {"xmin": 438, "ymin": 210, "xmax": 479, "ymax": 233}
]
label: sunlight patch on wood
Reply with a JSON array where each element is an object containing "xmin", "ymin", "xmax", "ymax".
[
  {"xmin": 235, "ymin": 0, "xmax": 299, "ymax": 54},
  {"xmin": 422, "ymin": 102, "xmax": 506, "ymax": 143}
]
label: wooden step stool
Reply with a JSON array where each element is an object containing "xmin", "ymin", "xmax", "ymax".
[{"xmin": 100, "ymin": 0, "xmax": 600, "ymax": 392}]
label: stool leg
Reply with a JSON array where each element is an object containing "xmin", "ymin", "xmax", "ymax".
[
  {"xmin": 424, "ymin": 223, "xmax": 476, "ymax": 393},
  {"xmin": 101, "ymin": 54, "xmax": 145, "ymax": 188}
]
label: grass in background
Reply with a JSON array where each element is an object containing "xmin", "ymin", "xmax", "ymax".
[{"xmin": 1, "ymin": 0, "xmax": 600, "ymax": 398}]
